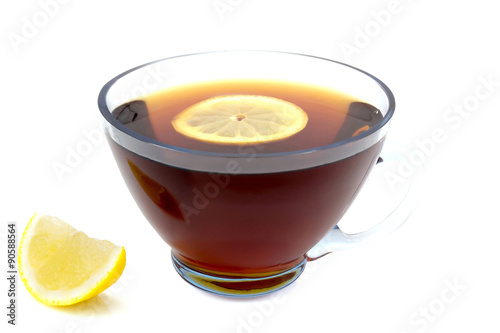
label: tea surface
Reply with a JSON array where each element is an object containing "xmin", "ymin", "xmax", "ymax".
[{"xmin": 112, "ymin": 79, "xmax": 382, "ymax": 153}]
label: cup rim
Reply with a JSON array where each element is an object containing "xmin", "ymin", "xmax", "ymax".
[{"xmin": 98, "ymin": 50, "xmax": 395, "ymax": 160}]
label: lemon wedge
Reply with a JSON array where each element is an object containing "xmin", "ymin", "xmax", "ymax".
[
  {"xmin": 18, "ymin": 213, "xmax": 126, "ymax": 306},
  {"xmin": 171, "ymin": 95, "xmax": 308, "ymax": 144}
]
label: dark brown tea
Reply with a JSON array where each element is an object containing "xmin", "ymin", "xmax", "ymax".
[{"xmin": 108, "ymin": 79, "xmax": 384, "ymax": 275}]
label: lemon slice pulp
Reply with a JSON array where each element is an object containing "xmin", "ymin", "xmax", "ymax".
[
  {"xmin": 171, "ymin": 95, "xmax": 308, "ymax": 144},
  {"xmin": 18, "ymin": 213, "xmax": 126, "ymax": 306}
]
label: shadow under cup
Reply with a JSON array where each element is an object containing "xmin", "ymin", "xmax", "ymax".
[{"xmin": 98, "ymin": 51, "xmax": 395, "ymax": 297}]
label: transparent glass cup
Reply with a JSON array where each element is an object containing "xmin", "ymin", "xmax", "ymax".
[{"xmin": 98, "ymin": 51, "xmax": 410, "ymax": 297}]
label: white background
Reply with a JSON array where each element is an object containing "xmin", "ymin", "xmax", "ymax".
[{"xmin": 1, "ymin": 0, "xmax": 499, "ymax": 332}]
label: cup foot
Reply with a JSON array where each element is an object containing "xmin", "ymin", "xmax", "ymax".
[{"xmin": 171, "ymin": 253, "xmax": 307, "ymax": 298}]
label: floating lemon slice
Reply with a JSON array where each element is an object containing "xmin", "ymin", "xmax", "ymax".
[
  {"xmin": 171, "ymin": 95, "xmax": 308, "ymax": 144},
  {"xmin": 18, "ymin": 213, "xmax": 126, "ymax": 306}
]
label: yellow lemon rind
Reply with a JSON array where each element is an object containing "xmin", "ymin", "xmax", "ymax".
[{"xmin": 18, "ymin": 213, "xmax": 126, "ymax": 306}]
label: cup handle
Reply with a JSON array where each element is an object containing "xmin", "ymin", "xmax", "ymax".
[{"xmin": 307, "ymin": 144, "xmax": 424, "ymax": 259}]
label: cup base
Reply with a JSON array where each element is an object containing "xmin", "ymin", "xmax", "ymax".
[{"xmin": 171, "ymin": 253, "xmax": 307, "ymax": 298}]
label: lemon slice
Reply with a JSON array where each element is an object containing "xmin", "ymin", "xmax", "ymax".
[
  {"xmin": 18, "ymin": 213, "xmax": 126, "ymax": 306},
  {"xmin": 171, "ymin": 95, "xmax": 308, "ymax": 144}
]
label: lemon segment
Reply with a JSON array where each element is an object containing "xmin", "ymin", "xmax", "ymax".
[
  {"xmin": 18, "ymin": 213, "xmax": 126, "ymax": 306},
  {"xmin": 171, "ymin": 95, "xmax": 308, "ymax": 144}
]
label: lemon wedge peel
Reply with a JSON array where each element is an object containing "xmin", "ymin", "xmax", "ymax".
[
  {"xmin": 171, "ymin": 95, "xmax": 309, "ymax": 145},
  {"xmin": 18, "ymin": 213, "xmax": 126, "ymax": 306}
]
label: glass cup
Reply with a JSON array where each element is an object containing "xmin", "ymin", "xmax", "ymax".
[{"xmin": 98, "ymin": 51, "xmax": 412, "ymax": 297}]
